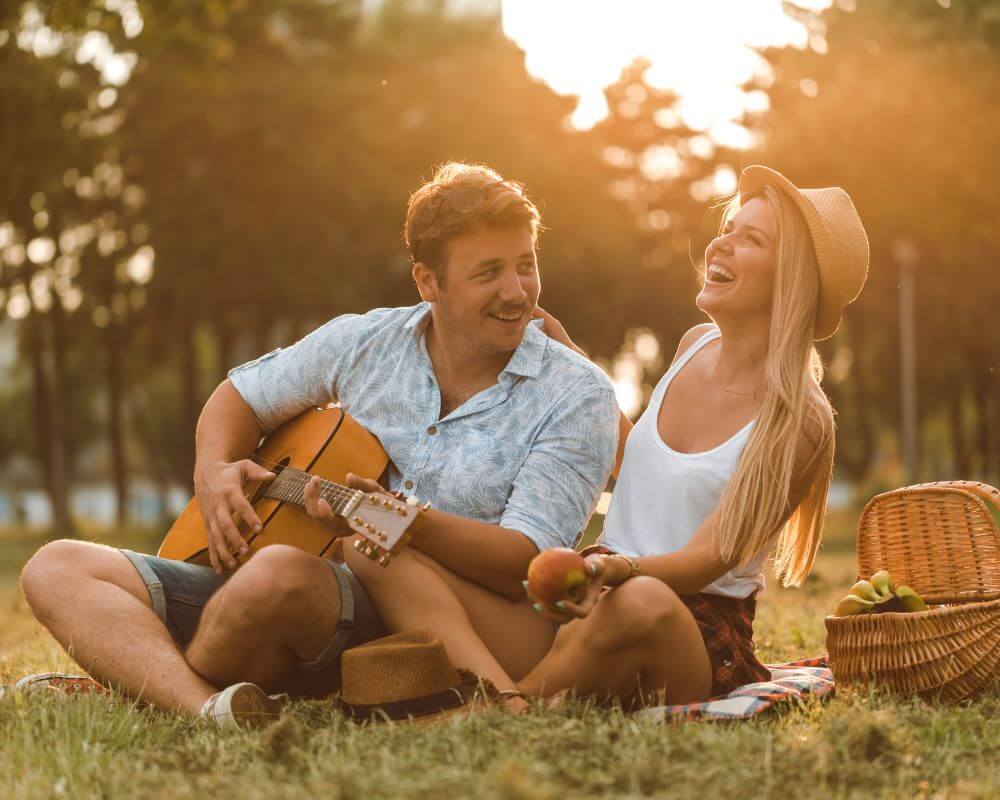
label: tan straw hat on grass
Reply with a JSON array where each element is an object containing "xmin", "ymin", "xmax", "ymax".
[
  {"xmin": 339, "ymin": 630, "xmax": 476, "ymax": 723},
  {"xmin": 738, "ymin": 165, "xmax": 870, "ymax": 341}
]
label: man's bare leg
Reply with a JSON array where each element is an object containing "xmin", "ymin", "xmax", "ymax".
[
  {"xmin": 20, "ymin": 540, "xmax": 217, "ymax": 713},
  {"xmin": 184, "ymin": 545, "xmax": 343, "ymax": 694}
]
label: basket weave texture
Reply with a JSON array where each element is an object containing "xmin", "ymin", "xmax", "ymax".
[{"xmin": 825, "ymin": 480, "xmax": 1000, "ymax": 703}]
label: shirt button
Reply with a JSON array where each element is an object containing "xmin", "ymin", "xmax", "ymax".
[
  {"xmin": 427, "ymin": 425, "xmax": 437, "ymax": 436},
  {"xmin": 405, "ymin": 480, "xmax": 414, "ymax": 490}
]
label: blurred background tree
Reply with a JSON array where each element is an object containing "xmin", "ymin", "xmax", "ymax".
[{"xmin": 0, "ymin": 0, "xmax": 996, "ymax": 530}]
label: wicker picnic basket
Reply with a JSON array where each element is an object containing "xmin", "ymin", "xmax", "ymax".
[{"xmin": 825, "ymin": 480, "xmax": 1000, "ymax": 703}]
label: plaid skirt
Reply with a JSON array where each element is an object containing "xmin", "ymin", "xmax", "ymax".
[
  {"xmin": 677, "ymin": 591, "xmax": 771, "ymax": 696},
  {"xmin": 581, "ymin": 545, "xmax": 771, "ymax": 697}
]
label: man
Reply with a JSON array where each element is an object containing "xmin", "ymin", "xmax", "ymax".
[{"xmin": 19, "ymin": 162, "xmax": 619, "ymax": 726}]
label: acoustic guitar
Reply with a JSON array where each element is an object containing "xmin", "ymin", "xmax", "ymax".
[{"xmin": 157, "ymin": 406, "xmax": 425, "ymax": 567}]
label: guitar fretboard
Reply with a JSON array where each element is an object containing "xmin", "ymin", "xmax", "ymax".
[{"xmin": 262, "ymin": 466, "xmax": 358, "ymax": 514}]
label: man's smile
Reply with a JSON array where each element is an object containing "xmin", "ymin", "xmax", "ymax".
[{"xmin": 487, "ymin": 308, "xmax": 527, "ymax": 324}]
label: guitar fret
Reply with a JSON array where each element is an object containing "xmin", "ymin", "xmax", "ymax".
[{"xmin": 262, "ymin": 464, "xmax": 358, "ymax": 514}]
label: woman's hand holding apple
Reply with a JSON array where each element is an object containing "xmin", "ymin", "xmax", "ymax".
[{"xmin": 525, "ymin": 549, "xmax": 617, "ymax": 624}]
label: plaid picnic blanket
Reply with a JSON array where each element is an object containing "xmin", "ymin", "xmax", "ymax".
[
  {"xmin": 639, "ymin": 656, "xmax": 834, "ymax": 722},
  {"xmin": 6, "ymin": 659, "xmax": 835, "ymax": 723}
]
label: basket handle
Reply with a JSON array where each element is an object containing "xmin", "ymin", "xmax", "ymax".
[
  {"xmin": 923, "ymin": 481, "xmax": 1000, "ymax": 510},
  {"xmin": 855, "ymin": 481, "xmax": 1000, "ymax": 604}
]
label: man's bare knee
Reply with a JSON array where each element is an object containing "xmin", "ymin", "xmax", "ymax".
[
  {"xmin": 211, "ymin": 545, "xmax": 340, "ymax": 628},
  {"xmin": 21, "ymin": 540, "xmax": 150, "ymax": 619}
]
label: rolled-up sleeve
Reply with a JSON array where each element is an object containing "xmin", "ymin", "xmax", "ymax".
[
  {"xmin": 500, "ymin": 374, "xmax": 619, "ymax": 552},
  {"xmin": 227, "ymin": 314, "xmax": 363, "ymax": 432}
]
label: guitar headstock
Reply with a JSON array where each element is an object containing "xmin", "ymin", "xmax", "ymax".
[{"xmin": 344, "ymin": 492, "xmax": 423, "ymax": 566}]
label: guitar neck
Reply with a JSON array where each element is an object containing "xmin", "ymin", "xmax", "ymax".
[
  {"xmin": 256, "ymin": 462, "xmax": 421, "ymax": 566},
  {"xmin": 262, "ymin": 466, "xmax": 359, "ymax": 516}
]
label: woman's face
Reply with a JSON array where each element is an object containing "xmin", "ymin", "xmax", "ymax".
[{"xmin": 696, "ymin": 196, "xmax": 777, "ymax": 323}]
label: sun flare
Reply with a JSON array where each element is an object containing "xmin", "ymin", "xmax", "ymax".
[{"xmin": 502, "ymin": 0, "xmax": 833, "ymax": 140}]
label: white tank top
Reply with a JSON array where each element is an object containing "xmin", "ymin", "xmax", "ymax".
[{"xmin": 600, "ymin": 327, "xmax": 770, "ymax": 598}]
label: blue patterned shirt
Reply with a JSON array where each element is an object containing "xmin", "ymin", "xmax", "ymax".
[{"xmin": 228, "ymin": 303, "xmax": 619, "ymax": 552}]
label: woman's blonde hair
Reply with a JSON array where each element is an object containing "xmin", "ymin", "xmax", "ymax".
[{"xmin": 711, "ymin": 185, "xmax": 835, "ymax": 587}]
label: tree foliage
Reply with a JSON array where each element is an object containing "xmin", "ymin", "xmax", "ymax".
[{"xmin": 1, "ymin": 0, "xmax": 996, "ymax": 529}]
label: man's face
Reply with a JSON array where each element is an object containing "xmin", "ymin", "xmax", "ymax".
[{"xmin": 420, "ymin": 224, "xmax": 540, "ymax": 357}]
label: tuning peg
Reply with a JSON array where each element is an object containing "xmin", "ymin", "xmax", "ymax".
[
  {"xmin": 378, "ymin": 554, "xmax": 391, "ymax": 567},
  {"xmin": 377, "ymin": 530, "xmax": 387, "ymax": 541},
  {"xmin": 364, "ymin": 523, "xmax": 375, "ymax": 533},
  {"xmin": 353, "ymin": 539, "xmax": 364, "ymax": 551},
  {"xmin": 366, "ymin": 546, "xmax": 380, "ymax": 561}
]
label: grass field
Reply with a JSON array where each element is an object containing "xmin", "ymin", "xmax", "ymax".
[{"xmin": 1, "ymin": 514, "xmax": 997, "ymax": 800}]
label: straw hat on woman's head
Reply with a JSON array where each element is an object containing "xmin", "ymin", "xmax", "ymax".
[{"xmin": 739, "ymin": 165, "xmax": 869, "ymax": 341}]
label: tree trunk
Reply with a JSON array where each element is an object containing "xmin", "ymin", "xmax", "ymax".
[
  {"xmin": 973, "ymin": 370, "xmax": 997, "ymax": 484},
  {"xmin": 131, "ymin": 397, "xmax": 173, "ymax": 526},
  {"xmin": 107, "ymin": 319, "xmax": 128, "ymax": 527},
  {"xmin": 49, "ymin": 304, "xmax": 77, "ymax": 536},
  {"xmin": 215, "ymin": 317, "xmax": 233, "ymax": 383},
  {"xmin": 252, "ymin": 309, "xmax": 272, "ymax": 357},
  {"xmin": 35, "ymin": 310, "xmax": 77, "ymax": 537},
  {"xmin": 25, "ymin": 318, "xmax": 53, "ymax": 498},
  {"xmin": 832, "ymin": 321, "xmax": 877, "ymax": 482},
  {"xmin": 180, "ymin": 317, "xmax": 200, "ymax": 493},
  {"xmin": 948, "ymin": 389, "xmax": 970, "ymax": 477}
]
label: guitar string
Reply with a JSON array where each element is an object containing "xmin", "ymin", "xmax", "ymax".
[
  {"xmin": 252, "ymin": 457, "xmax": 355, "ymax": 498},
  {"xmin": 251, "ymin": 456, "xmax": 361, "ymax": 509}
]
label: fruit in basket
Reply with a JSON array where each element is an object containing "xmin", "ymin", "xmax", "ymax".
[
  {"xmin": 847, "ymin": 579, "xmax": 881, "ymax": 603},
  {"xmin": 834, "ymin": 594, "xmax": 876, "ymax": 616},
  {"xmin": 869, "ymin": 570, "xmax": 895, "ymax": 598},
  {"xmin": 527, "ymin": 548, "xmax": 589, "ymax": 605},
  {"xmin": 894, "ymin": 586, "xmax": 928, "ymax": 613}
]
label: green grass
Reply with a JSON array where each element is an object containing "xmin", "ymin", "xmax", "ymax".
[{"xmin": 1, "ymin": 516, "xmax": 997, "ymax": 800}]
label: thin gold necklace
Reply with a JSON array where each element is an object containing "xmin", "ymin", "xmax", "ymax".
[{"xmin": 714, "ymin": 357, "xmax": 754, "ymax": 397}]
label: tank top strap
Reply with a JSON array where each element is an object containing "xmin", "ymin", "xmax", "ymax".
[{"xmin": 648, "ymin": 326, "xmax": 721, "ymax": 406}]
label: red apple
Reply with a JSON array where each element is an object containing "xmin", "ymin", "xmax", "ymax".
[{"xmin": 527, "ymin": 548, "xmax": 588, "ymax": 605}]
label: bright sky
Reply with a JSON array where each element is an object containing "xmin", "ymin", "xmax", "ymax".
[{"xmin": 502, "ymin": 0, "xmax": 833, "ymax": 139}]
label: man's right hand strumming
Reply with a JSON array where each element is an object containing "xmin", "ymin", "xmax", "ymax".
[{"xmin": 194, "ymin": 459, "xmax": 274, "ymax": 574}]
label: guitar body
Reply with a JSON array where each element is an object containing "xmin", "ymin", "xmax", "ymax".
[{"xmin": 158, "ymin": 406, "xmax": 389, "ymax": 565}]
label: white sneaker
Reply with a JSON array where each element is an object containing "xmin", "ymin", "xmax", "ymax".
[{"xmin": 199, "ymin": 682, "xmax": 287, "ymax": 729}]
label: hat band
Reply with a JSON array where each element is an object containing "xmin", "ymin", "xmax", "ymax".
[{"xmin": 341, "ymin": 684, "xmax": 472, "ymax": 721}]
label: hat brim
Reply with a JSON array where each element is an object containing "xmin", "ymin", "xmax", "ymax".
[
  {"xmin": 738, "ymin": 165, "xmax": 840, "ymax": 340},
  {"xmin": 341, "ymin": 682, "xmax": 476, "ymax": 725}
]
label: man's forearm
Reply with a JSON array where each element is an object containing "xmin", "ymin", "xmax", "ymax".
[
  {"xmin": 409, "ymin": 510, "xmax": 538, "ymax": 600},
  {"xmin": 194, "ymin": 380, "xmax": 264, "ymax": 471}
]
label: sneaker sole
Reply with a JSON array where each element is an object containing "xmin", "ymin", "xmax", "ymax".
[{"xmin": 230, "ymin": 684, "xmax": 282, "ymax": 729}]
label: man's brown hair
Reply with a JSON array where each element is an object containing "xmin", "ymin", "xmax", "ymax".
[{"xmin": 404, "ymin": 162, "xmax": 542, "ymax": 283}]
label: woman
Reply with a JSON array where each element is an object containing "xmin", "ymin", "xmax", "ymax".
[
  {"xmin": 345, "ymin": 164, "xmax": 868, "ymax": 710},
  {"xmin": 517, "ymin": 164, "xmax": 868, "ymax": 706}
]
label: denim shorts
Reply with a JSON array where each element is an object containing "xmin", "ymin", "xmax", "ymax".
[{"xmin": 120, "ymin": 549, "xmax": 386, "ymax": 673}]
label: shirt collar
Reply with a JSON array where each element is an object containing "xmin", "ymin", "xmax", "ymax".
[
  {"xmin": 405, "ymin": 302, "xmax": 547, "ymax": 380},
  {"xmin": 404, "ymin": 302, "xmax": 433, "ymax": 334},
  {"xmin": 501, "ymin": 318, "xmax": 546, "ymax": 379}
]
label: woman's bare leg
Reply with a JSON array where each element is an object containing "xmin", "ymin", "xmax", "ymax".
[
  {"xmin": 517, "ymin": 577, "xmax": 713, "ymax": 706},
  {"xmin": 346, "ymin": 545, "xmax": 555, "ymax": 691}
]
